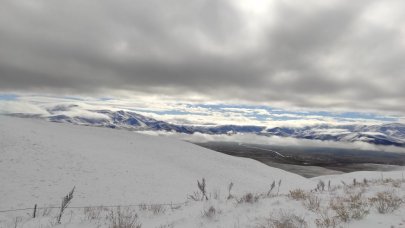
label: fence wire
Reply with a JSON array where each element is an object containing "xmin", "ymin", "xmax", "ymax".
[{"xmin": 0, "ymin": 201, "xmax": 188, "ymax": 213}]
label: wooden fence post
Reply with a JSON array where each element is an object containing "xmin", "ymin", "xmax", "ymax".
[{"xmin": 33, "ymin": 204, "xmax": 37, "ymax": 218}]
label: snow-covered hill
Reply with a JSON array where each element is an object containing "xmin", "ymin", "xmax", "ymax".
[
  {"xmin": 0, "ymin": 115, "xmax": 311, "ymax": 208},
  {"xmin": 1, "ymin": 116, "xmax": 405, "ymax": 228}
]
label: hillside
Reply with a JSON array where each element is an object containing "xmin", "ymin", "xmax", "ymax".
[
  {"xmin": 0, "ymin": 116, "xmax": 310, "ymax": 207},
  {"xmin": 1, "ymin": 116, "xmax": 405, "ymax": 228}
]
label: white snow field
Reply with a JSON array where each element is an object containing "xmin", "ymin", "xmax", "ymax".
[{"xmin": 1, "ymin": 115, "xmax": 405, "ymax": 228}]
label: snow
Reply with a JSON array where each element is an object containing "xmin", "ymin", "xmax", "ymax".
[
  {"xmin": 1, "ymin": 116, "xmax": 405, "ymax": 228},
  {"xmin": 0, "ymin": 115, "xmax": 310, "ymax": 207},
  {"xmin": 312, "ymin": 170, "xmax": 405, "ymax": 184},
  {"xmin": 310, "ymin": 128, "xmax": 352, "ymax": 136}
]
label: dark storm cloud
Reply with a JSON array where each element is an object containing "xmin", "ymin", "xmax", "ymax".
[{"xmin": 0, "ymin": 0, "xmax": 404, "ymax": 113}]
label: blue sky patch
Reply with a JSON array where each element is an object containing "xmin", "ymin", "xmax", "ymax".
[{"xmin": 0, "ymin": 94, "xmax": 18, "ymax": 101}]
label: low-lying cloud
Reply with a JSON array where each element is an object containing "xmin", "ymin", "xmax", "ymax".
[
  {"xmin": 141, "ymin": 131, "xmax": 405, "ymax": 154},
  {"xmin": 0, "ymin": 101, "xmax": 49, "ymax": 116}
]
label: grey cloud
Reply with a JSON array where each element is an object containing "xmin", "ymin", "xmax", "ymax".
[{"xmin": 0, "ymin": 0, "xmax": 404, "ymax": 114}]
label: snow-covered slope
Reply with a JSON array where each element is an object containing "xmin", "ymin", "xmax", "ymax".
[
  {"xmin": 0, "ymin": 115, "xmax": 311, "ymax": 210},
  {"xmin": 312, "ymin": 170, "xmax": 405, "ymax": 184},
  {"xmin": 1, "ymin": 116, "xmax": 405, "ymax": 228}
]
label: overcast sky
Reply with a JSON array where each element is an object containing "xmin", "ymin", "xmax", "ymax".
[{"xmin": 1, "ymin": 0, "xmax": 404, "ymax": 115}]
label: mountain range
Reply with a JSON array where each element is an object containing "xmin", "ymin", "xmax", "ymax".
[{"xmin": 9, "ymin": 105, "xmax": 405, "ymax": 147}]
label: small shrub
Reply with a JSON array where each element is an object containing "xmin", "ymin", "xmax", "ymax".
[
  {"xmin": 149, "ymin": 204, "xmax": 166, "ymax": 215},
  {"xmin": 329, "ymin": 199, "xmax": 349, "ymax": 222},
  {"xmin": 258, "ymin": 211, "xmax": 308, "ymax": 228},
  {"xmin": 237, "ymin": 193, "xmax": 259, "ymax": 204},
  {"xmin": 392, "ymin": 180, "xmax": 401, "ymax": 188},
  {"xmin": 288, "ymin": 189, "xmax": 308, "ymax": 201},
  {"xmin": 138, "ymin": 204, "xmax": 166, "ymax": 215},
  {"xmin": 383, "ymin": 178, "xmax": 394, "ymax": 184},
  {"xmin": 198, "ymin": 178, "xmax": 208, "ymax": 200},
  {"xmin": 329, "ymin": 192, "xmax": 369, "ymax": 222},
  {"xmin": 41, "ymin": 207, "xmax": 53, "ymax": 217},
  {"xmin": 84, "ymin": 206, "xmax": 104, "ymax": 220},
  {"xmin": 347, "ymin": 193, "xmax": 369, "ymax": 220},
  {"xmin": 369, "ymin": 191, "xmax": 402, "ymax": 214},
  {"xmin": 315, "ymin": 209, "xmax": 339, "ymax": 228},
  {"xmin": 189, "ymin": 178, "xmax": 208, "ymax": 201},
  {"xmin": 12, "ymin": 217, "xmax": 22, "ymax": 228},
  {"xmin": 188, "ymin": 191, "xmax": 203, "ymax": 201},
  {"xmin": 304, "ymin": 194, "xmax": 320, "ymax": 212},
  {"xmin": 317, "ymin": 180, "xmax": 325, "ymax": 192},
  {"xmin": 138, "ymin": 204, "xmax": 148, "ymax": 211},
  {"xmin": 202, "ymin": 206, "xmax": 218, "ymax": 219},
  {"xmin": 108, "ymin": 207, "xmax": 142, "ymax": 228}
]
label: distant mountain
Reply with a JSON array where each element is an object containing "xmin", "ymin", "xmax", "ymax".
[
  {"xmin": 8, "ymin": 107, "xmax": 405, "ymax": 147},
  {"xmin": 262, "ymin": 124, "xmax": 405, "ymax": 147},
  {"xmin": 43, "ymin": 108, "xmax": 265, "ymax": 135}
]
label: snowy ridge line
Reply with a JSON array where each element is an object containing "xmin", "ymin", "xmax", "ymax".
[{"xmin": 0, "ymin": 201, "xmax": 188, "ymax": 213}]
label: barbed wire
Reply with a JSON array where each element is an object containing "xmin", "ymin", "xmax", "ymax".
[{"xmin": 0, "ymin": 201, "xmax": 188, "ymax": 213}]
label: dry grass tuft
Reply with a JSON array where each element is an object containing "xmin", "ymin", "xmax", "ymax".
[
  {"xmin": 303, "ymin": 193, "xmax": 320, "ymax": 212},
  {"xmin": 138, "ymin": 204, "xmax": 166, "ymax": 215},
  {"xmin": 314, "ymin": 209, "xmax": 340, "ymax": 228},
  {"xmin": 202, "ymin": 206, "xmax": 219, "ymax": 219},
  {"xmin": 369, "ymin": 191, "xmax": 402, "ymax": 214},
  {"xmin": 329, "ymin": 192, "xmax": 369, "ymax": 222},
  {"xmin": 258, "ymin": 211, "xmax": 308, "ymax": 228},
  {"xmin": 237, "ymin": 193, "xmax": 260, "ymax": 204},
  {"xmin": 108, "ymin": 207, "xmax": 142, "ymax": 228},
  {"xmin": 84, "ymin": 206, "xmax": 105, "ymax": 221},
  {"xmin": 288, "ymin": 189, "xmax": 308, "ymax": 201}
]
